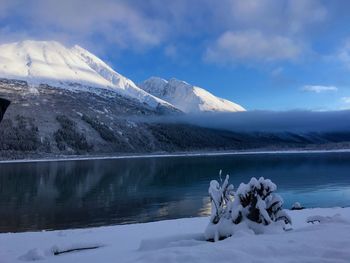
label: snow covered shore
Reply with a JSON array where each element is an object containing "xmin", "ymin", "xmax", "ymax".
[{"xmin": 1, "ymin": 207, "xmax": 349, "ymax": 263}]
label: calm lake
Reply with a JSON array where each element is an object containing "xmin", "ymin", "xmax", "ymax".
[{"xmin": 0, "ymin": 152, "xmax": 350, "ymax": 232}]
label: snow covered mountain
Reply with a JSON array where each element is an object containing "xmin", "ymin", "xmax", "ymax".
[
  {"xmin": 0, "ymin": 40, "xmax": 171, "ymax": 108},
  {"xmin": 139, "ymin": 77, "xmax": 246, "ymax": 113},
  {"xmin": 0, "ymin": 40, "xmax": 245, "ymax": 113}
]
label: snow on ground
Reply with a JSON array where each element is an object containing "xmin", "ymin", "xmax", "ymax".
[{"xmin": 0, "ymin": 207, "xmax": 349, "ymax": 263}]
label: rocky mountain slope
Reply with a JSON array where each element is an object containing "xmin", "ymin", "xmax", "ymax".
[
  {"xmin": 0, "ymin": 78, "xmax": 177, "ymax": 158},
  {"xmin": 139, "ymin": 77, "xmax": 245, "ymax": 113},
  {"xmin": 1, "ymin": 78, "xmax": 349, "ymax": 160}
]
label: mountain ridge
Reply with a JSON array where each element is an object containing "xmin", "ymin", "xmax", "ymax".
[
  {"xmin": 0, "ymin": 40, "xmax": 245, "ymax": 113},
  {"xmin": 139, "ymin": 77, "xmax": 246, "ymax": 113},
  {"xmin": 0, "ymin": 40, "xmax": 173, "ymax": 109}
]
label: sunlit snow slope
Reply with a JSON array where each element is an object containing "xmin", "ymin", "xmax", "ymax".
[
  {"xmin": 0, "ymin": 40, "xmax": 170, "ymax": 108},
  {"xmin": 139, "ymin": 77, "xmax": 246, "ymax": 113}
]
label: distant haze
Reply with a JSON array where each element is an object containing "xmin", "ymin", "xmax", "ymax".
[{"xmin": 143, "ymin": 110, "xmax": 350, "ymax": 133}]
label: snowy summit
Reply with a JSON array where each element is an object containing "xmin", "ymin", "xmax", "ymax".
[
  {"xmin": 0, "ymin": 40, "xmax": 171, "ymax": 109},
  {"xmin": 139, "ymin": 77, "xmax": 246, "ymax": 113},
  {"xmin": 0, "ymin": 40, "xmax": 246, "ymax": 113}
]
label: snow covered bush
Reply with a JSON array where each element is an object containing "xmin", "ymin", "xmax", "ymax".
[
  {"xmin": 205, "ymin": 174, "xmax": 291, "ymax": 241},
  {"xmin": 208, "ymin": 173, "xmax": 235, "ymax": 225},
  {"xmin": 291, "ymin": 202, "xmax": 304, "ymax": 210}
]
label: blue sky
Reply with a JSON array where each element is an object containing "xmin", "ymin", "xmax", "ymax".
[{"xmin": 1, "ymin": 0, "xmax": 350, "ymax": 110}]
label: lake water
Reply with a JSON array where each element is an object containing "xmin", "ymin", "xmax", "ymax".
[{"xmin": 0, "ymin": 152, "xmax": 350, "ymax": 233}]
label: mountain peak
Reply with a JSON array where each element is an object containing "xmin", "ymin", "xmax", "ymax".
[
  {"xmin": 140, "ymin": 77, "xmax": 168, "ymax": 91},
  {"xmin": 0, "ymin": 40, "xmax": 173, "ymax": 109},
  {"xmin": 168, "ymin": 78, "xmax": 190, "ymax": 86},
  {"xmin": 139, "ymin": 77, "xmax": 245, "ymax": 113},
  {"xmin": 146, "ymin": 76, "xmax": 167, "ymax": 82}
]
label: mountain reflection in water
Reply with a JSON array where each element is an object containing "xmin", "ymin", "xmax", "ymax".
[{"xmin": 0, "ymin": 152, "xmax": 349, "ymax": 232}]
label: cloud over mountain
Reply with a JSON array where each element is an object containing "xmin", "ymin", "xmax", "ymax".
[
  {"xmin": 205, "ymin": 31, "xmax": 303, "ymax": 63},
  {"xmin": 0, "ymin": 0, "xmax": 328, "ymax": 59}
]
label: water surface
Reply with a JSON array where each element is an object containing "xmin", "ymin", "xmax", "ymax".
[{"xmin": 0, "ymin": 152, "xmax": 349, "ymax": 232}]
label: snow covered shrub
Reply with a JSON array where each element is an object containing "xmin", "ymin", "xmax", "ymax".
[
  {"xmin": 291, "ymin": 202, "xmax": 304, "ymax": 210},
  {"xmin": 233, "ymin": 177, "xmax": 291, "ymax": 225},
  {"xmin": 205, "ymin": 174, "xmax": 291, "ymax": 241},
  {"xmin": 208, "ymin": 173, "xmax": 235, "ymax": 225}
]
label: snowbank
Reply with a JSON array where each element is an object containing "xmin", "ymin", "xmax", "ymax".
[{"xmin": 0, "ymin": 207, "xmax": 349, "ymax": 263}]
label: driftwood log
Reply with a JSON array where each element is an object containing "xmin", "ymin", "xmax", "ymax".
[{"xmin": 53, "ymin": 246, "xmax": 101, "ymax": 256}]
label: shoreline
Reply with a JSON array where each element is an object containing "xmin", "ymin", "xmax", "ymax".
[{"xmin": 1, "ymin": 148, "xmax": 350, "ymax": 164}]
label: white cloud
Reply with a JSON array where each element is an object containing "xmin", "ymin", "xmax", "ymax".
[
  {"xmin": 0, "ymin": 0, "xmax": 330, "ymax": 59},
  {"xmin": 286, "ymin": 0, "xmax": 328, "ymax": 33},
  {"xmin": 336, "ymin": 39, "xmax": 350, "ymax": 70},
  {"xmin": 0, "ymin": 0, "xmax": 168, "ymax": 50},
  {"xmin": 302, "ymin": 85, "xmax": 338, "ymax": 93},
  {"xmin": 228, "ymin": 0, "xmax": 327, "ymax": 34},
  {"xmin": 341, "ymin": 97, "xmax": 350, "ymax": 103},
  {"xmin": 205, "ymin": 31, "xmax": 302, "ymax": 63},
  {"xmin": 204, "ymin": 0, "xmax": 328, "ymax": 64}
]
